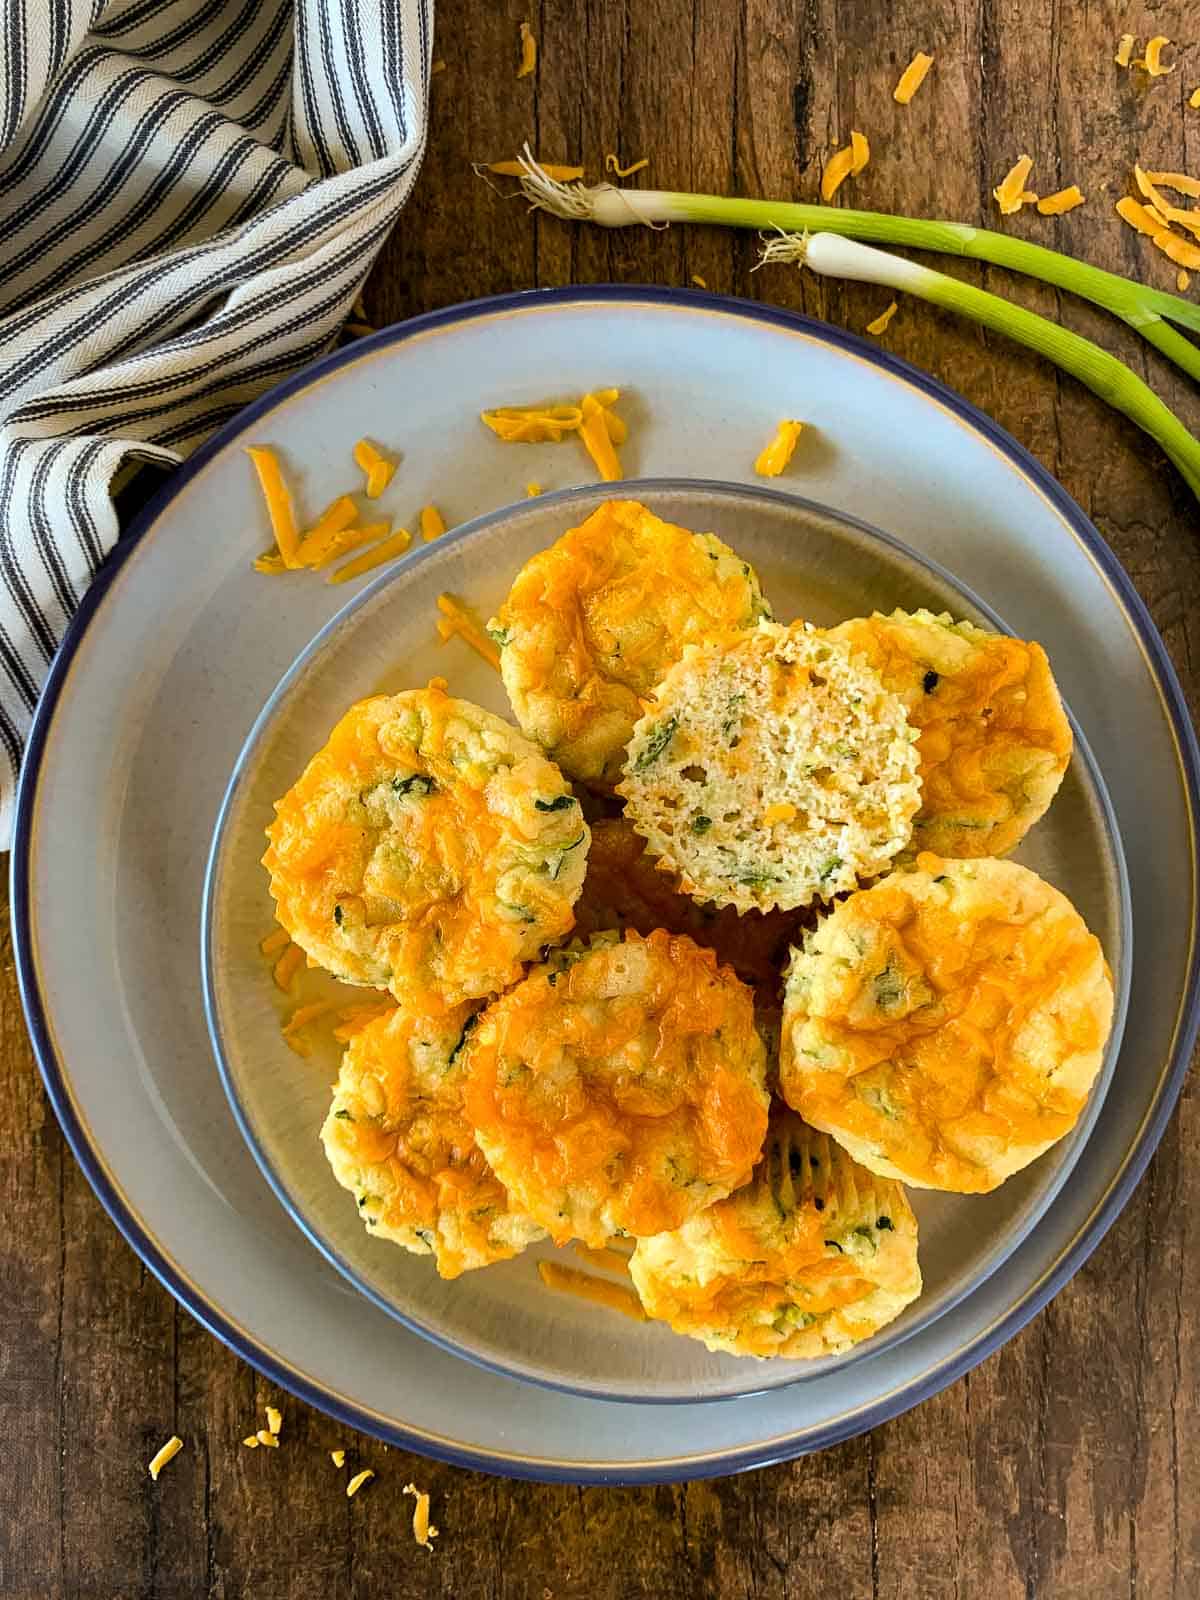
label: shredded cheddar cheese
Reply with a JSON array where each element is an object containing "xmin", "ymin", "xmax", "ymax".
[
  {"xmin": 1115, "ymin": 33, "xmax": 1134, "ymax": 68},
  {"xmin": 579, "ymin": 391, "xmax": 623, "ymax": 480},
  {"xmin": 1147, "ymin": 171, "xmax": 1200, "ymax": 200},
  {"xmin": 481, "ymin": 390, "xmax": 626, "ymax": 478},
  {"xmin": 256, "ymin": 1429, "xmax": 279, "ymax": 1448},
  {"xmin": 296, "ymin": 495, "xmax": 359, "ymax": 567},
  {"xmin": 265, "ymin": 1406, "xmax": 283, "ymax": 1435},
  {"xmin": 311, "ymin": 524, "xmax": 384, "ymax": 570},
  {"xmin": 1152, "ymin": 231, "xmax": 1200, "ymax": 270},
  {"xmin": 242, "ymin": 1435, "xmax": 259, "ymax": 1448},
  {"xmin": 487, "ymin": 158, "xmax": 584, "ymax": 180},
  {"xmin": 865, "ymin": 300, "xmax": 899, "ymax": 335},
  {"xmin": 517, "ymin": 21, "xmax": 536, "ymax": 78},
  {"xmin": 346, "ymin": 1468, "xmax": 374, "ymax": 1498},
  {"xmin": 1133, "ymin": 35, "xmax": 1173, "ymax": 76},
  {"xmin": 691, "ymin": 273, "xmax": 708, "ymax": 288},
  {"xmin": 331, "ymin": 1449, "xmax": 346, "ymax": 1467},
  {"xmin": 327, "ymin": 526, "xmax": 412, "ymax": 585},
  {"xmin": 1180, "ymin": 270, "xmax": 1191, "ymax": 291},
  {"xmin": 148, "ymin": 1437, "xmax": 183, "ymax": 1480},
  {"xmin": 1191, "ymin": 88, "xmax": 1200, "ymax": 109},
  {"xmin": 435, "ymin": 593, "xmax": 501, "ymax": 670},
  {"xmin": 260, "ymin": 927, "xmax": 291, "ymax": 957},
  {"xmin": 605, "ymin": 153, "xmax": 649, "ymax": 178},
  {"xmin": 754, "ymin": 419, "xmax": 805, "ymax": 477},
  {"xmin": 420, "ymin": 504, "xmax": 447, "ymax": 543},
  {"xmin": 333, "ymin": 1001, "xmax": 394, "ymax": 1041},
  {"xmin": 537, "ymin": 1260, "xmax": 647, "ymax": 1320},
  {"xmin": 592, "ymin": 387, "xmax": 628, "ymax": 445},
  {"xmin": 821, "ymin": 132, "xmax": 870, "ymax": 202},
  {"xmin": 894, "ymin": 52, "xmax": 934, "ymax": 104},
  {"xmin": 573, "ymin": 1242, "xmax": 634, "ymax": 1275},
  {"xmin": 481, "ymin": 404, "xmax": 583, "ymax": 442},
  {"xmin": 353, "ymin": 439, "xmax": 396, "ymax": 499},
  {"xmin": 763, "ymin": 801, "xmax": 799, "ymax": 826},
  {"xmin": 273, "ymin": 943, "xmax": 305, "ymax": 992},
  {"xmin": 526, "ymin": 481, "xmax": 542, "ymax": 496},
  {"xmin": 246, "ymin": 447, "xmax": 300, "ymax": 568},
  {"xmin": 1116, "ymin": 195, "xmax": 1166, "ymax": 236},
  {"xmin": 993, "ymin": 156, "xmax": 1037, "ymax": 215},
  {"xmin": 403, "ymin": 1483, "xmax": 439, "ymax": 1550},
  {"xmin": 1133, "ymin": 167, "xmax": 1200, "ymax": 241},
  {"xmin": 1037, "ymin": 186, "xmax": 1085, "ymax": 215}
]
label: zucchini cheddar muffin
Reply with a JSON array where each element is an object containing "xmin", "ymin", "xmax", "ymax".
[
  {"xmin": 263, "ymin": 681, "xmax": 589, "ymax": 1010},
  {"xmin": 490, "ymin": 499, "xmax": 771, "ymax": 787},
  {"xmin": 618, "ymin": 621, "xmax": 921, "ymax": 913},
  {"xmin": 827, "ymin": 609, "xmax": 1072, "ymax": 859},
  {"xmin": 779, "ymin": 854, "xmax": 1114, "ymax": 1193},
  {"xmin": 321, "ymin": 1000, "xmax": 545, "ymax": 1278},
  {"xmin": 462, "ymin": 929, "xmax": 770, "ymax": 1247},
  {"xmin": 630, "ymin": 1107, "xmax": 921, "ymax": 1359}
]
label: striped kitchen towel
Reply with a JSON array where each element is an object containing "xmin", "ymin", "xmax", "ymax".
[{"xmin": 0, "ymin": 0, "xmax": 432, "ymax": 844}]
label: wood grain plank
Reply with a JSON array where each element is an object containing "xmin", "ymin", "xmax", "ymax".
[
  {"xmin": 3, "ymin": 1, "xmax": 1200, "ymax": 1595},
  {"xmin": 176, "ymin": 1313, "xmax": 357, "ymax": 1600},
  {"xmin": 0, "ymin": 897, "xmax": 64, "ymax": 1600},
  {"xmin": 57, "ymin": 1159, "xmax": 206, "ymax": 1596}
]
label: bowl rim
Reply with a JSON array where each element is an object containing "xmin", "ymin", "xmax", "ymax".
[
  {"xmin": 200, "ymin": 473, "xmax": 1133, "ymax": 1405},
  {"xmin": 12, "ymin": 285, "xmax": 1199, "ymax": 1481}
]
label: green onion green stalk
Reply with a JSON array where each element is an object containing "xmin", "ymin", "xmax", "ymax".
[
  {"xmin": 504, "ymin": 152, "xmax": 1200, "ymax": 501},
  {"xmin": 768, "ymin": 230, "xmax": 1200, "ymax": 500}
]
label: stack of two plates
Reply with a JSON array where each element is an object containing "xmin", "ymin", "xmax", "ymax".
[{"xmin": 14, "ymin": 290, "xmax": 1198, "ymax": 1481}]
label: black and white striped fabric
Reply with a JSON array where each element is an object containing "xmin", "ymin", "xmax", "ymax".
[{"xmin": 0, "ymin": 0, "xmax": 432, "ymax": 843}]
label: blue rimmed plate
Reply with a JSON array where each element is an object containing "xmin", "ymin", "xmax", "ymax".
[{"xmin": 12, "ymin": 288, "xmax": 1199, "ymax": 1479}]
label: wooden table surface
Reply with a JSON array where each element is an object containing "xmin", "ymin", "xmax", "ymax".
[{"xmin": 3, "ymin": 1, "xmax": 1198, "ymax": 1595}]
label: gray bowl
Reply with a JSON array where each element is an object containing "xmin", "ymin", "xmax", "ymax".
[{"xmin": 203, "ymin": 480, "xmax": 1131, "ymax": 1403}]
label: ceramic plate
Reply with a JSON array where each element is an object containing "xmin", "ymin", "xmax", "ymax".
[
  {"xmin": 13, "ymin": 289, "xmax": 1199, "ymax": 1479},
  {"xmin": 204, "ymin": 480, "xmax": 1129, "ymax": 1402}
]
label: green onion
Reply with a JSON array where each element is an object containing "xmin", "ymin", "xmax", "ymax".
[
  {"xmin": 509, "ymin": 153, "xmax": 1200, "ymax": 380},
  {"xmin": 768, "ymin": 232, "xmax": 1200, "ymax": 500},
  {"xmin": 497, "ymin": 153, "xmax": 1200, "ymax": 502}
]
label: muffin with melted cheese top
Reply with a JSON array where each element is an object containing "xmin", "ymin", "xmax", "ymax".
[
  {"xmin": 264, "ymin": 681, "xmax": 588, "ymax": 1009},
  {"xmin": 490, "ymin": 499, "xmax": 771, "ymax": 786},
  {"xmin": 827, "ymin": 609, "xmax": 1072, "ymax": 858},
  {"xmin": 462, "ymin": 929, "xmax": 770, "ymax": 1247},
  {"xmin": 630, "ymin": 1108, "xmax": 921, "ymax": 1358},
  {"xmin": 321, "ymin": 1001, "xmax": 545, "ymax": 1278},
  {"xmin": 779, "ymin": 854, "xmax": 1114, "ymax": 1192}
]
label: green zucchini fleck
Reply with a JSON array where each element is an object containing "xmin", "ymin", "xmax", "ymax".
[
  {"xmin": 632, "ymin": 716, "xmax": 679, "ymax": 771},
  {"xmin": 447, "ymin": 1012, "xmax": 480, "ymax": 1067},
  {"xmin": 392, "ymin": 774, "xmax": 436, "ymax": 798}
]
